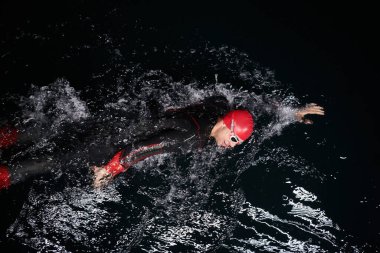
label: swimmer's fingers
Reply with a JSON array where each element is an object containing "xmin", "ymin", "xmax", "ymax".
[
  {"xmin": 295, "ymin": 104, "xmax": 325, "ymax": 123},
  {"xmin": 92, "ymin": 166, "xmax": 102, "ymax": 189},
  {"xmin": 96, "ymin": 174, "xmax": 112, "ymax": 188},
  {"xmin": 301, "ymin": 104, "xmax": 325, "ymax": 115},
  {"xmin": 92, "ymin": 166, "xmax": 112, "ymax": 189},
  {"xmin": 304, "ymin": 104, "xmax": 325, "ymax": 115}
]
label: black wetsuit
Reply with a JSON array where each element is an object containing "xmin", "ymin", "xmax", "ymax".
[
  {"xmin": 97, "ymin": 96, "xmax": 231, "ymax": 176},
  {"xmin": 1, "ymin": 96, "xmax": 230, "ymax": 188}
]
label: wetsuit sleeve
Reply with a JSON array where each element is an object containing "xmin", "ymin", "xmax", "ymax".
[
  {"xmin": 202, "ymin": 96, "xmax": 231, "ymax": 119},
  {"xmin": 103, "ymin": 129, "xmax": 193, "ymax": 176},
  {"xmin": 162, "ymin": 96, "xmax": 230, "ymax": 121},
  {"xmin": 202, "ymin": 95, "xmax": 230, "ymax": 110}
]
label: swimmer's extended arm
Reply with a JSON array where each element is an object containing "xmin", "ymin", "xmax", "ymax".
[
  {"xmin": 295, "ymin": 103, "xmax": 325, "ymax": 124},
  {"xmin": 93, "ymin": 141, "xmax": 166, "ymax": 188},
  {"xmin": 93, "ymin": 129, "xmax": 187, "ymax": 188}
]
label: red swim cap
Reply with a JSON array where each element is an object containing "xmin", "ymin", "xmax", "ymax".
[{"xmin": 223, "ymin": 110, "xmax": 254, "ymax": 141}]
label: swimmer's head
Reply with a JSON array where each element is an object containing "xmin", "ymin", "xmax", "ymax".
[{"xmin": 211, "ymin": 110, "xmax": 254, "ymax": 148}]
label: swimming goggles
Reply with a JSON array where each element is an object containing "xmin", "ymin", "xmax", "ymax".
[{"xmin": 229, "ymin": 119, "xmax": 241, "ymax": 143}]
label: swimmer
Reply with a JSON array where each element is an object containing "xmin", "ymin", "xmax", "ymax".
[{"xmin": 0, "ymin": 96, "xmax": 324, "ymax": 190}]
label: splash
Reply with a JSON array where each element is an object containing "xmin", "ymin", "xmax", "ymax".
[
  {"xmin": 2, "ymin": 35, "xmax": 358, "ymax": 252},
  {"xmin": 20, "ymin": 79, "xmax": 90, "ymax": 128}
]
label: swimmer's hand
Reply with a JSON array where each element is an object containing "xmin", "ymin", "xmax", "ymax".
[
  {"xmin": 295, "ymin": 103, "xmax": 325, "ymax": 124},
  {"xmin": 92, "ymin": 166, "xmax": 113, "ymax": 188}
]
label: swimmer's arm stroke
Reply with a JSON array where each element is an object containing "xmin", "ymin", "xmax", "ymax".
[
  {"xmin": 294, "ymin": 103, "xmax": 325, "ymax": 124},
  {"xmin": 92, "ymin": 130, "xmax": 182, "ymax": 189},
  {"xmin": 92, "ymin": 143, "xmax": 164, "ymax": 189}
]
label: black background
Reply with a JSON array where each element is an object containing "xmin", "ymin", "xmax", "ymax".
[{"xmin": 1, "ymin": 0, "xmax": 379, "ymax": 250}]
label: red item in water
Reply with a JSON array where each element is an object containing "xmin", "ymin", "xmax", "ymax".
[
  {"xmin": 104, "ymin": 150, "xmax": 125, "ymax": 176},
  {"xmin": 0, "ymin": 126, "xmax": 19, "ymax": 149},
  {"xmin": 0, "ymin": 165, "xmax": 11, "ymax": 189}
]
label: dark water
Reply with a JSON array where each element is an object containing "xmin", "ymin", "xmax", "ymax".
[{"xmin": 1, "ymin": 1, "xmax": 379, "ymax": 252}]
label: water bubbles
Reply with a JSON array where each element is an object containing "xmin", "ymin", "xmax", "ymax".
[
  {"xmin": 1, "ymin": 34, "xmax": 348, "ymax": 252},
  {"xmin": 359, "ymin": 196, "xmax": 368, "ymax": 204},
  {"xmin": 293, "ymin": 186, "xmax": 318, "ymax": 202}
]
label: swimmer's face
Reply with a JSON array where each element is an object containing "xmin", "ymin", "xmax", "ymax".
[{"xmin": 213, "ymin": 123, "xmax": 242, "ymax": 149}]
